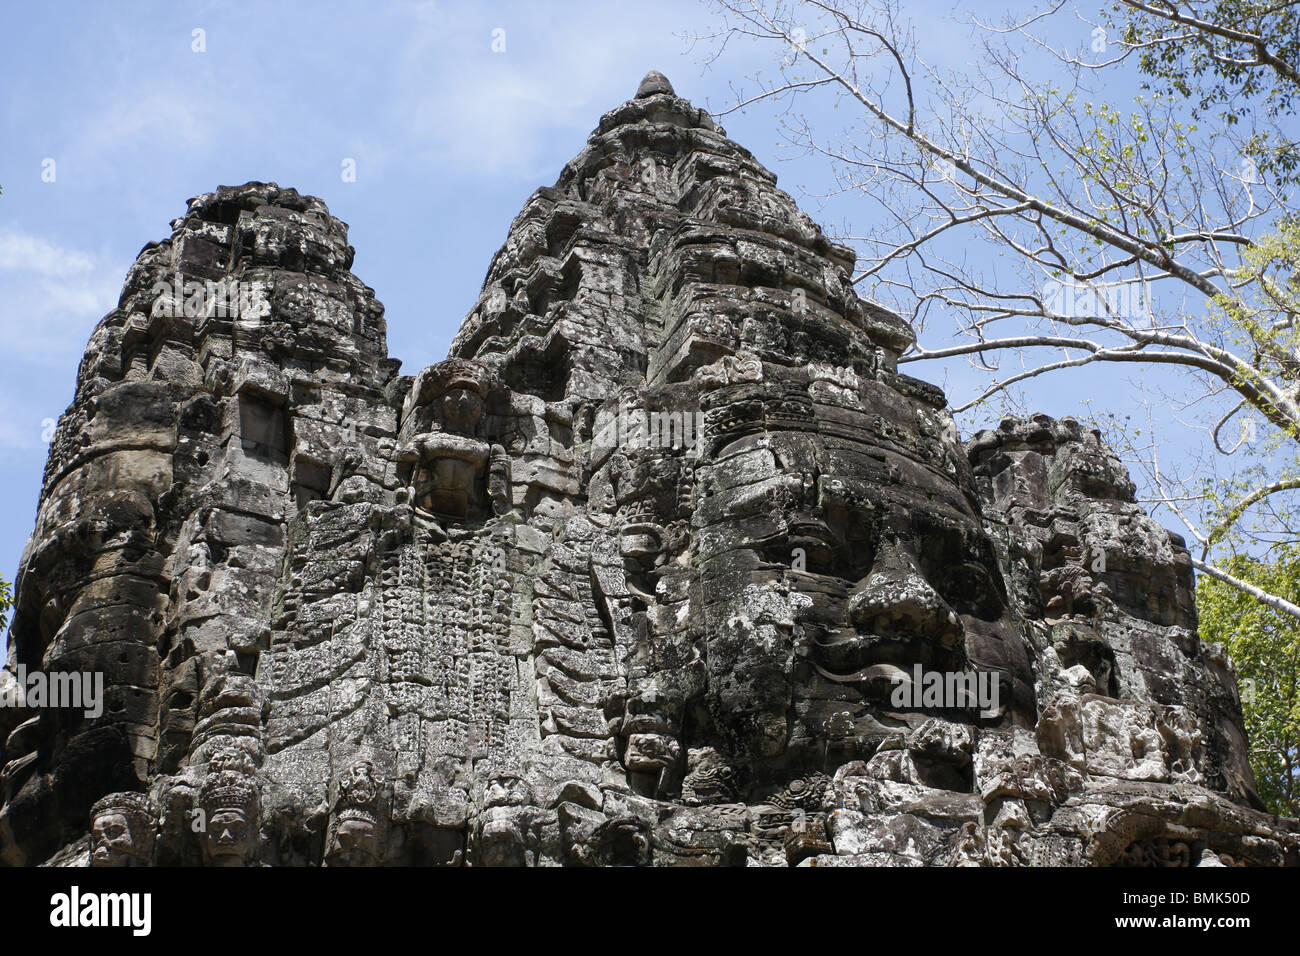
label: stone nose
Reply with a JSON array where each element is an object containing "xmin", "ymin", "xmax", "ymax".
[{"xmin": 849, "ymin": 545, "xmax": 962, "ymax": 647}]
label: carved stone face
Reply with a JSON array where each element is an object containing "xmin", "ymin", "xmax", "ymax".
[
  {"xmin": 612, "ymin": 452, "xmax": 689, "ymax": 583},
  {"xmin": 88, "ymin": 792, "xmax": 156, "ymax": 867},
  {"xmin": 328, "ymin": 816, "xmax": 381, "ymax": 866},
  {"xmin": 478, "ymin": 810, "xmax": 531, "ymax": 867},
  {"xmin": 474, "ymin": 773, "xmax": 537, "ymax": 867},
  {"xmin": 343, "ymin": 759, "xmax": 378, "ymax": 801},
  {"xmin": 438, "ymin": 387, "xmax": 485, "ymax": 435},
  {"xmin": 622, "ymin": 689, "xmax": 682, "ymax": 793},
  {"xmin": 206, "ymin": 808, "xmax": 255, "ymax": 865},
  {"xmin": 694, "ymin": 373, "xmax": 1036, "ymax": 773},
  {"xmin": 791, "ymin": 477, "xmax": 1010, "ymax": 679},
  {"xmin": 682, "ymin": 747, "xmax": 737, "ymax": 806},
  {"xmin": 90, "ymin": 811, "xmax": 136, "ymax": 867},
  {"xmin": 323, "ymin": 759, "xmax": 385, "ymax": 866}
]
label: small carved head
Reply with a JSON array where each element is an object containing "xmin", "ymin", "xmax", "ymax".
[
  {"xmin": 439, "ymin": 386, "xmax": 486, "ymax": 435},
  {"xmin": 326, "ymin": 808, "xmax": 384, "ymax": 867},
  {"xmin": 411, "ymin": 360, "xmax": 491, "ymax": 436},
  {"xmin": 484, "ymin": 772, "xmax": 534, "ymax": 809},
  {"xmin": 90, "ymin": 791, "xmax": 157, "ymax": 867},
  {"xmin": 198, "ymin": 770, "xmax": 260, "ymax": 866}
]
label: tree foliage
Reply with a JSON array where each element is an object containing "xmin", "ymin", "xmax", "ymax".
[
  {"xmin": 1119, "ymin": 0, "xmax": 1300, "ymax": 185},
  {"xmin": 1197, "ymin": 544, "xmax": 1300, "ymax": 816},
  {"xmin": 0, "ymin": 573, "xmax": 13, "ymax": 633}
]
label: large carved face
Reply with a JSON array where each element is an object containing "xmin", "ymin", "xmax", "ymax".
[
  {"xmin": 478, "ymin": 813, "xmax": 531, "ymax": 867},
  {"xmin": 473, "ymin": 773, "xmax": 538, "ymax": 867},
  {"xmin": 693, "ymin": 371, "xmax": 1036, "ymax": 774}
]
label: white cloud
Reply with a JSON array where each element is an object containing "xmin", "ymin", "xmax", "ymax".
[
  {"xmin": 73, "ymin": 90, "xmax": 215, "ymax": 160},
  {"xmin": 0, "ymin": 225, "xmax": 125, "ymax": 377},
  {"xmin": 0, "ymin": 227, "xmax": 95, "ymax": 277},
  {"xmin": 394, "ymin": 0, "xmax": 711, "ymax": 178}
]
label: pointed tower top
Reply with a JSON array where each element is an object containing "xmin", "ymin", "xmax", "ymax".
[{"xmin": 635, "ymin": 70, "xmax": 674, "ymax": 98}]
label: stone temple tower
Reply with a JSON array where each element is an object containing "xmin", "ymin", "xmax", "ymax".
[{"xmin": 1, "ymin": 72, "xmax": 1295, "ymax": 867}]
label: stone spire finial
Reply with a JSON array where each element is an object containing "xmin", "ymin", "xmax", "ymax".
[{"xmin": 636, "ymin": 70, "xmax": 674, "ymax": 98}]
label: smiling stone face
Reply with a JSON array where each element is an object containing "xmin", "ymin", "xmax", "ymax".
[
  {"xmin": 328, "ymin": 816, "xmax": 382, "ymax": 867},
  {"xmin": 689, "ymin": 361, "xmax": 1037, "ymax": 777}
]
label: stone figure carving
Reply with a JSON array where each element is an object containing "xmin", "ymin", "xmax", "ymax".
[
  {"xmin": 197, "ymin": 753, "xmax": 261, "ymax": 867},
  {"xmin": 399, "ymin": 360, "xmax": 496, "ymax": 521},
  {"xmin": 681, "ymin": 748, "xmax": 738, "ymax": 806},
  {"xmin": 89, "ymin": 792, "xmax": 157, "ymax": 867},
  {"xmin": 0, "ymin": 73, "xmax": 1296, "ymax": 867},
  {"xmin": 471, "ymin": 772, "xmax": 547, "ymax": 868},
  {"xmin": 571, "ymin": 816, "xmax": 653, "ymax": 867},
  {"xmin": 325, "ymin": 759, "xmax": 388, "ymax": 867}
]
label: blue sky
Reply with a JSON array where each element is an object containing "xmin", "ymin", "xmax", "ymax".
[{"xmin": 0, "ymin": 0, "xmax": 1242, "ymax": 609}]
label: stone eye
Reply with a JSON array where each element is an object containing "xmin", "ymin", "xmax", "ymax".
[{"xmin": 939, "ymin": 563, "xmax": 1004, "ymax": 619}]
